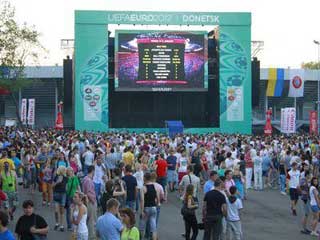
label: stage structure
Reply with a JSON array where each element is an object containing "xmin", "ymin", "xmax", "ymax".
[{"xmin": 75, "ymin": 11, "xmax": 251, "ymax": 133}]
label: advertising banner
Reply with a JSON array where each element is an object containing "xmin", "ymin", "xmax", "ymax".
[
  {"xmin": 21, "ymin": 98, "xmax": 27, "ymax": 125},
  {"xmin": 309, "ymin": 111, "xmax": 318, "ymax": 134},
  {"xmin": 27, "ymin": 98, "xmax": 35, "ymax": 125}
]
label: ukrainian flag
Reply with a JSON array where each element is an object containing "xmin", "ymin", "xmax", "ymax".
[{"xmin": 266, "ymin": 68, "xmax": 284, "ymax": 97}]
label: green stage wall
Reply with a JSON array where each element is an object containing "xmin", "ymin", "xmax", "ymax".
[{"xmin": 75, "ymin": 11, "xmax": 251, "ymax": 134}]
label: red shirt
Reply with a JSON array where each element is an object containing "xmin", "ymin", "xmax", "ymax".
[{"xmin": 155, "ymin": 159, "xmax": 168, "ymax": 178}]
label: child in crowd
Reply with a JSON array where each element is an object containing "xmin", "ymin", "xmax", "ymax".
[{"xmin": 226, "ymin": 186, "xmax": 243, "ymax": 240}]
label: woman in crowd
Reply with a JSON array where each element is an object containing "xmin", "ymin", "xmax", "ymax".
[
  {"xmin": 72, "ymin": 191, "xmax": 88, "ymax": 240},
  {"xmin": 52, "ymin": 166, "xmax": 68, "ymax": 232},
  {"xmin": 309, "ymin": 177, "xmax": 320, "ymax": 237},
  {"xmin": 182, "ymin": 184, "xmax": 198, "ymax": 240},
  {"xmin": 42, "ymin": 160, "xmax": 53, "ymax": 206},
  {"xmin": 139, "ymin": 172, "xmax": 159, "ymax": 240},
  {"xmin": 66, "ymin": 167, "xmax": 81, "ymax": 231},
  {"xmin": 120, "ymin": 208, "xmax": 140, "ymax": 240}
]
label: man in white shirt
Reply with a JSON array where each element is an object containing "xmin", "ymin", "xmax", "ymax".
[
  {"xmin": 288, "ymin": 162, "xmax": 300, "ymax": 216},
  {"xmin": 179, "ymin": 165, "xmax": 200, "ymax": 201},
  {"xmin": 83, "ymin": 146, "xmax": 94, "ymax": 175}
]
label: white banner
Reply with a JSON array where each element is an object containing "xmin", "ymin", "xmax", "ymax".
[
  {"xmin": 280, "ymin": 107, "xmax": 296, "ymax": 134},
  {"xmin": 289, "ymin": 69, "xmax": 304, "ymax": 97},
  {"xmin": 27, "ymin": 98, "xmax": 35, "ymax": 125},
  {"xmin": 227, "ymin": 86, "xmax": 244, "ymax": 121},
  {"xmin": 21, "ymin": 98, "xmax": 27, "ymax": 125},
  {"xmin": 83, "ymin": 85, "xmax": 102, "ymax": 121}
]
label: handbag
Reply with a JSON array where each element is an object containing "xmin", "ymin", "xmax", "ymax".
[{"xmin": 181, "ymin": 203, "xmax": 195, "ymax": 216}]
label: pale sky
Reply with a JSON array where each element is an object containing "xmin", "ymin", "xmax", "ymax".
[{"xmin": 10, "ymin": 0, "xmax": 320, "ymax": 68}]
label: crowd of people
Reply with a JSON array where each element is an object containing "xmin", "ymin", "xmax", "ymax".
[{"xmin": 0, "ymin": 127, "xmax": 319, "ymax": 239}]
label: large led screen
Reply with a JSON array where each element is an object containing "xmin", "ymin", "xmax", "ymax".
[{"xmin": 115, "ymin": 30, "xmax": 208, "ymax": 91}]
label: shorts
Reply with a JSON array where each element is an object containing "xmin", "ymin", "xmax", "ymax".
[
  {"xmin": 311, "ymin": 205, "xmax": 320, "ymax": 213},
  {"xmin": 167, "ymin": 170, "xmax": 177, "ymax": 183},
  {"xmin": 4, "ymin": 191, "xmax": 18, "ymax": 208},
  {"xmin": 139, "ymin": 206, "xmax": 157, "ymax": 233},
  {"xmin": 53, "ymin": 192, "xmax": 66, "ymax": 206},
  {"xmin": 262, "ymin": 170, "xmax": 268, "ymax": 177},
  {"xmin": 289, "ymin": 188, "xmax": 299, "ymax": 201}
]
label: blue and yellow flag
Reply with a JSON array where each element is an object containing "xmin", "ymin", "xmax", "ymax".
[{"xmin": 266, "ymin": 68, "xmax": 284, "ymax": 97}]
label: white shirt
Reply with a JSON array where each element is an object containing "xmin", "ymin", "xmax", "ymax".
[
  {"xmin": 133, "ymin": 170, "xmax": 144, "ymax": 189},
  {"xmin": 227, "ymin": 198, "xmax": 243, "ymax": 221},
  {"xmin": 310, "ymin": 186, "xmax": 319, "ymax": 206},
  {"xmin": 83, "ymin": 151, "xmax": 94, "ymax": 166},
  {"xmin": 288, "ymin": 169, "xmax": 300, "ymax": 189},
  {"xmin": 225, "ymin": 158, "xmax": 234, "ymax": 170},
  {"xmin": 93, "ymin": 164, "xmax": 106, "ymax": 184}
]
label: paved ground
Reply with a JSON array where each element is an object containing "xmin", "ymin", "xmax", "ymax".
[{"xmin": 8, "ymin": 186, "xmax": 312, "ymax": 240}]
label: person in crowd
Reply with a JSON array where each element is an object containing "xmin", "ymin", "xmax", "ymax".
[
  {"xmin": 93, "ymin": 156, "xmax": 107, "ymax": 204},
  {"xmin": 179, "ymin": 165, "xmax": 200, "ymax": 202},
  {"xmin": 166, "ymin": 148, "xmax": 178, "ymax": 192},
  {"xmin": 120, "ymin": 208, "xmax": 140, "ymax": 240},
  {"xmin": 42, "ymin": 160, "xmax": 53, "ymax": 206},
  {"xmin": 244, "ymin": 147, "xmax": 253, "ymax": 189},
  {"xmin": 253, "ymin": 151, "xmax": 263, "ymax": 190},
  {"xmin": 288, "ymin": 161, "xmax": 300, "ymax": 216},
  {"xmin": 82, "ymin": 147, "xmax": 94, "ymax": 176},
  {"xmin": 154, "ymin": 154, "xmax": 168, "ymax": 197},
  {"xmin": 177, "ymin": 151, "xmax": 189, "ymax": 184},
  {"xmin": 224, "ymin": 170, "xmax": 235, "ymax": 196},
  {"xmin": 133, "ymin": 162, "xmax": 144, "ymax": 212},
  {"xmin": 181, "ymin": 184, "xmax": 198, "ymax": 240},
  {"xmin": 299, "ymin": 170, "xmax": 312, "ymax": 235},
  {"xmin": 72, "ymin": 191, "xmax": 88, "ymax": 240},
  {"xmin": 122, "ymin": 147, "xmax": 134, "ymax": 167},
  {"xmin": 226, "ymin": 186, "xmax": 243, "ymax": 240},
  {"xmin": 15, "ymin": 200, "xmax": 48, "ymax": 240},
  {"xmin": 233, "ymin": 166, "xmax": 245, "ymax": 199},
  {"xmin": 66, "ymin": 167, "xmax": 81, "ymax": 231},
  {"xmin": 82, "ymin": 165, "xmax": 97, "ymax": 240},
  {"xmin": 0, "ymin": 210, "xmax": 15, "ymax": 240},
  {"xmin": 309, "ymin": 177, "xmax": 320, "ymax": 236},
  {"xmin": 113, "ymin": 168, "xmax": 127, "ymax": 207},
  {"xmin": 52, "ymin": 166, "xmax": 68, "ymax": 232},
  {"xmin": 96, "ymin": 198, "xmax": 123, "ymax": 240},
  {"xmin": 279, "ymin": 154, "xmax": 287, "ymax": 195},
  {"xmin": 203, "ymin": 171, "xmax": 218, "ymax": 194},
  {"xmin": 122, "ymin": 165, "xmax": 137, "ymax": 211},
  {"xmin": 0, "ymin": 156, "xmax": 18, "ymax": 220},
  {"xmin": 202, "ymin": 178, "xmax": 227, "ymax": 240},
  {"xmin": 139, "ymin": 172, "xmax": 159, "ymax": 240},
  {"xmin": 218, "ymin": 161, "xmax": 226, "ymax": 178}
]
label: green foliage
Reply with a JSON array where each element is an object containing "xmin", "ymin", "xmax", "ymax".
[
  {"xmin": 0, "ymin": 0, "xmax": 44, "ymax": 92},
  {"xmin": 301, "ymin": 61, "xmax": 320, "ymax": 70}
]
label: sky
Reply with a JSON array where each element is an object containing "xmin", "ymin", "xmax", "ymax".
[{"xmin": 9, "ymin": 0, "xmax": 320, "ymax": 68}]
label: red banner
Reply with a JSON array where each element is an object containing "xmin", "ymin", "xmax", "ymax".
[
  {"xmin": 264, "ymin": 109, "xmax": 272, "ymax": 135},
  {"xmin": 309, "ymin": 111, "xmax": 318, "ymax": 134}
]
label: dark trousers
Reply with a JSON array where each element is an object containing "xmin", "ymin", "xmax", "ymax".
[
  {"xmin": 203, "ymin": 215, "xmax": 223, "ymax": 240},
  {"xmin": 184, "ymin": 214, "xmax": 198, "ymax": 240}
]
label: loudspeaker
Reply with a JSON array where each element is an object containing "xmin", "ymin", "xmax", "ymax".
[
  {"xmin": 63, "ymin": 57, "xmax": 73, "ymax": 112},
  {"xmin": 252, "ymin": 57, "xmax": 260, "ymax": 107}
]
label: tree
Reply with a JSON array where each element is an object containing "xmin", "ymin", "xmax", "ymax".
[
  {"xmin": 0, "ymin": 0, "xmax": 44, "ymax": 126},
  {"xmin": 301, "ymin": 61, "xmax": 320, "ymax": 70}
]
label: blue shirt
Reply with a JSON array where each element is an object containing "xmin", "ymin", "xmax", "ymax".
[
  {"xmin": 203, "ymin": 180, "xmax": 214, "ymax": 194},
  {"xmin": 262, "ymin": 156, "xmax": 271, "ymax": 172},
  {"xmin": 96, "ymin": 212, "xmax": 123, "ymax": 240},
  {"xmin": 0, "ymin": 229, "xmax": 15, "ymax": 240},
  {"xmin": 12, "ymin": 157, "xmax": 21, "ymax": 168},
  {"xmin": 166, "ymin": 155, "xmax": 177, "ymax": 171}
]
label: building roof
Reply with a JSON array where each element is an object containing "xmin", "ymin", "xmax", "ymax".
[{"xmin": 23, "ymin": 66, "xmax": 63, "ymax": 78}]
